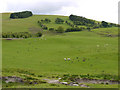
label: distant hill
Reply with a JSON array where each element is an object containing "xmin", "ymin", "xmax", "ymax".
[{"xmin": 2, "ymin": 13, "xmax": 118, "ymax": 33}]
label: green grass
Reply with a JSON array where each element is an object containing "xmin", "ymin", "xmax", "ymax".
[
  {"xmin": 2, "ymin": 31, "xmax": 118, "ymax": 75},
  {"xmin": 2, "ymin": 13, "xmax": 74, "ymax": 32},
  {"xmin": 2, "ymin": 13, "xmax": 118, "ymax": 88},
  {"xmin": 3, "ymin": 83, "xmax": 118, "ymax": 88},
  {"xmin": 91, "ymin": 27, "xmax": 118, "ymax": 36}
]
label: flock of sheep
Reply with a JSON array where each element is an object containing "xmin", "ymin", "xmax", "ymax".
[
  {"xmin": 64, "ymin": 58, "xmax": 71, "ymax": 61},
  {"xmin": 64, "ymin": 57, "xmax": 86, "ymax": 63},
  {"xmin": 63, "ymin": 44, "xmax": 109, "ymax": 62}
]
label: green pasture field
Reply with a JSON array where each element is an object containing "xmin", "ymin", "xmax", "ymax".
[
  {"xmin": 91, "ymin": 27, "xmax": 118, "ymax": 36},
  {"xmin": 2, "ymin": 13, "xmax": 118, "ymax": 88}
]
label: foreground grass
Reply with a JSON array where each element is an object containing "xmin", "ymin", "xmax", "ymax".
[
  {"xmin": 2, "ymin": 31, "xmax": 118, "ymax": 88},
  {"xmin": 3, "ymin": 83, "xmax": 118, "ymax": 88},
  {"xmin": 3, "ymin": 31, "xmax": 118, "ymax": 75}
]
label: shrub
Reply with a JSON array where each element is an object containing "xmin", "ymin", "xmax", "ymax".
[
  {"xmin": 49, "ymin": 28, "xmax": 54, "ymax": 31},
  {"xmin": 42, "ymin": 25, "xmax": 48, "ymax": 30},
  {"xmin": 65, "ymin": 27, "xmax": 82, "ymax": 32},
  {"xmin": 55, "ymin": 18, "xmax": 64, "ymax": 24},
  {"xmin": 87, "ymin": 27, "xmax": 91, "ymax": 31},
  {"xmin": 36, "ymin": 31, "xmax": 42, "ymax": 37},
  {"xmin": 56, "ymin": 26, "xmax": 64, "ymax": 33},
  {"xmin": 45, "ymin": 18, "xmax": 51, "ymax": 22}
]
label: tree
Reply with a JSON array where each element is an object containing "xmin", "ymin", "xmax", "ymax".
[
  {"xmin": 10, "ymin": 11, "xmax": 33, "ymax": 19},
  {"xmin": 56, "ymin": 26, "xmax": 64, "ymax": 33},
  {"xmin": 101, "ymin": 21, "xmax": 109, "ymax": 27},
  {"xmin": 69, "ymin": 14, "xmax": 95, "ymax": 26}
]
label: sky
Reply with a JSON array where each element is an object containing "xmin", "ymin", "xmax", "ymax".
[{"xmin": 0, "ymin": 0, "xmax": 119, "ymax": 23}]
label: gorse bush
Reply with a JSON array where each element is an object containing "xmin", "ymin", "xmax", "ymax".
[{"xmin": 10, "ymin": 11, "xmax": 33, "ymax": 19}]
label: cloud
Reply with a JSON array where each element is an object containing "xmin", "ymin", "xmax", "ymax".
[
  {"xmin": 1, "ymin": 0, "xmax": 119, "ymax": 23},
  {"xmin": 5, "ymin": 0, "xmax": 78, "ymax": 14}
]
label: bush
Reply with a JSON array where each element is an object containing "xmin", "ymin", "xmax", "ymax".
[
  {"xmin": 42, "ymin": 25, "xmax": 48, "ymax": 30},
  {"xmin": 55, "ymin": 18, "xmax": 64, "ymax": 24},
  {"xmin": 49, "ymin": 28, "xmax": 54, "ymax": 31},
  {"xmin": 45, "ymin": 18, "xmax": 51, "ymax": 22},
  {"xmin": 65, "ymin": 27, "xmax": 83, "ymax": 32},
  {"xmin": 10, "ymin": 11, "xmax": 33, "ymax": 19},
  {"xmin": 56, "ymin": 26, "xmax": 64, "ymax": 33},
  {"xmin": 36, "ymin": 31, "xmax": 42, "ymax": 37},
  {"xmin": 40, "ymin": 18, "xmax": 51, "ymax": 23}
]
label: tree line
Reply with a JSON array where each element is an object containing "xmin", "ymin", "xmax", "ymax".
[
  {"xmin": 2, "ymin": 32, "xmax": 42, "ymax": 38},
  {"xmin": 69, "ymin": 14, "xmax": 95, "ymax": 26},
  {"xmin": 69, "ymin": 14, "xmax": 118, "ymax": 28},
  {"xmin": 10, "ymin": 11, "xmax": 33, "ymax": 19}
]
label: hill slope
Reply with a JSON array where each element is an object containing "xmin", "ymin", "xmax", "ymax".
[
  {"xmin": 2, "ymin": 13, "xmax": 118, "ymax": 88},
  {"xmin": 2, "ymin": 13, "xmax": 74, "ymax": 32}
]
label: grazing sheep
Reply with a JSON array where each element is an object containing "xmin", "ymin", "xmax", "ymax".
[
  {"xmin": 83, "ymin": 57, "xmax": 86, "ymax": 62},
  {"xmin": 83, "ymin": 59, "xmax": 85, "ymax": 62},
  {"xmin": 64, "ymin": 58, "xmax": 67, "ymax": 61},
  {"xmin": 67, "ymin": 58, "xmax": 71, "ymax": 61}
]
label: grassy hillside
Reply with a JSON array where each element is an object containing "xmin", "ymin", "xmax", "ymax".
[
  {"xmin": 3, "ymin": 31, "xmax": 118, "ymax": 75},
  {"xmin": 2, "ymin": 13, "xmax": 118, "ymax": 88},
  {"xmin": 91, "ymin": 27, "xmax": 118, "ymax": 37},
  {"xmin": 2, "ymin": 13, "xmax": 74, "ymax": 32}
]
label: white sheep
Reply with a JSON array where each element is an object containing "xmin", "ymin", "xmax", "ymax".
[
  {"xmin": 67, "ymin": 58, "xmax": 71, "ymax": 61},
  {"xmin": 64, "ymin": 58, "xmax": 67, "ymax": 61}
]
